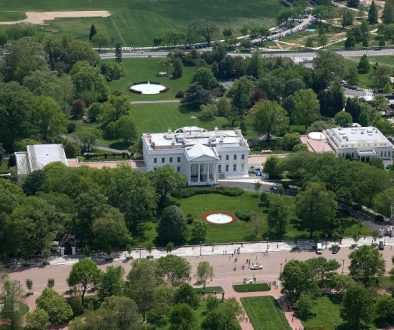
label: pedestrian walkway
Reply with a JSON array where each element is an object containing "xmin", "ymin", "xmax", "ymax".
[{"xmin": 49, "ymin": 236, "xmax": 394, "ymax": 266}]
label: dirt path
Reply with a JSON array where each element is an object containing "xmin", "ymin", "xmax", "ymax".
[{"xmin": 0, "ymin": 11, "xmax": 110, "ymax": 25}]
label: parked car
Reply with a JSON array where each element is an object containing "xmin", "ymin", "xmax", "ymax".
[
  {"xmin": 378, "ymin": 241, "xmax": 384, "ymax": 250},
  {"xmin": 316, "ymin": 242, "xmax": 322, "ymax": 255},
  {"xmin": 250, "ymin": 263, "xmax": 263, "ymax": 270},
  {"xmin": 331, "ymin": 245, "xmax": 340, "ymax": 254}
]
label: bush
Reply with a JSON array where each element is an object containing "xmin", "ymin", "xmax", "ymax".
[
  {"xmin": 172, "ymin": 186, "xmax": 244, "ymax": 198},
  {"xmin": 186, "ymin": 214, "xmax": 194, "ymax": 224},
  {"xmin": 67, "ymin": 122, "xmax": 77, "ymax": 134},
  {"xmin": 175, "ymin": 91, "xmax": 184, "ymax": 98},
  {"xmin": 235, "ymin": 211, "xmax": 251, "ymax": 221}
]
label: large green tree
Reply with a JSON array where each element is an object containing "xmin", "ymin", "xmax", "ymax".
[
  {"xmin": 368, "ymin": 0, "xmax": 378, "ymax": 24},
  {"xmin": 67, "ymin": 259, "xmax": 102, "ymax": 301},
  {"xmin": 348, "ymin": 245, "xmax": 385, "ymax": 287},
  {"xmin": 195, "ymin": 261, "xmax": 214, "ymax": 290},
  {"xmin": 97, "ymin": 266, "xmax": 125, "ymax": 301},
  {"xmin": 36, "ymin": 288, "xmax": 73, "ymax": 326},
  {"xmin": 249, "ymin": 100, "xmax": 289, "ymax": 141},
  {"xmin": 180, "ymin": 83, "xmax": 211, "ymax": 111},
  {"xmin": 157, "ymin": 205, "xmax": 188, "ymax": 244},
  {"xmin": 342, "ymin": 285, "xmax": 374, "ymax": 329},
  {"xmin": 383, "ymin": 0, "xmax": 394, "ymax": 24},
  {"xmin": 192, "ymin": 67, "xmax": 217, "ymax": 90},
  {"xmin": 157, "ymin": 255, "xmax": 191, "ymax": 287},
  {"xmin": 292, "ymin": 89, "xmax": 320, "ymax": 130},
  {"xmin": 267, "ymin": 195, "xmax": 289, "ymax": 236},
  {"xmin": 296, "ymin": 182, "xmax": 337, "ymax": 238}
]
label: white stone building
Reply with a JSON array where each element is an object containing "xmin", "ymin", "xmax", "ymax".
[
  {"xmin": 323, "ymin": 126, "xmax": 393, "ymax": 161},
  {"xmin": 15, "ymin": 144, "xmax": 67, "ymax": 180},
  {"xmin": 142, "ymin": 127, "xmax": 249, "ymax": 185}
]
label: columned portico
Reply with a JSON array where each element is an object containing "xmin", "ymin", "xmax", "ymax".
[{"xmin": 189, "ymin": 162, "xmax": 217, "ymax": 185}]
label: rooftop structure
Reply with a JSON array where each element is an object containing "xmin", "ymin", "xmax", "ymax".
[
  {"xmin": 15, "ymin": 144, "xmax": 67, "ymax": 179},
  {"xmin": 323, "ymin": 126, "xmax": 393, "ymax": 161},
  {"xmin": 142, "ymin": 127, "xmax": 249, "ymax": 185}
]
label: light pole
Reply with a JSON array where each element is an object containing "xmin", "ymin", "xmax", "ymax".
[
  {"xmin": 280, "ymin": 262, "xmax": 283, "ymax": 273},
  {"xmin": 342, "ymin": 259, "xmax": 345, "ymax": 274},
  {"xmin": 266, "ymin": 237, "xmax": 269, "ymax": 252},
  {"xmin": 325, "ymin": 233, "xmax": 328, "ymax": 249},
  {"xmin": 200, "ymin": 241, "xmax": 202, "ymax": 256}
]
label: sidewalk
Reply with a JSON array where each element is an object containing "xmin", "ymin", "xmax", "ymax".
[{"xmin": 49, "ymin": 236, "xmax": 394, "ymax": 266}]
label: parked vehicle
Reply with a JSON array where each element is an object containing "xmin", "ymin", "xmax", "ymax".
[
  {"xmin": 331, "ymin": 245, "xmax": 340, "ymax": 254},
  {"xmin": 378, "ymin": 241, "xmax": 384, "ymax": 250},
  {"xmin": 316, "ymin": 242, "xmax": 322, "ymax": 255},
  {"xmin": 250, "ymin": 263, "xmax": 263, "ymax": 270}
]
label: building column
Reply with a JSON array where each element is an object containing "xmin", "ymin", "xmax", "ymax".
[
  {"xmin": 197, "ymin": 163, "xmax": 200, "ymax": 182},
  {"xmin": 189, "ymin": 164, "xmax": 192, "ymax": 184}
]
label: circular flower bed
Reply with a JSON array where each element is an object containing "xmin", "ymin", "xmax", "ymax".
[{"xmin": 202, "ymin": 210, "xmax": 238, "ymax": 225}]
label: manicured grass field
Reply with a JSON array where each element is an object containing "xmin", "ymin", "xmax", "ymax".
[
  {"xmin": 233, "ymin": 282, "xmax": 270, "ymax": 292},
  {"xmin": 194, "ymin": 286, "xmax": 224, "ymax": 294},
  {"xmin": 301, "ymin": 295, "xmax": 342, "ymax": 330},
  {"xmin": 108, "ymin": 58, "xmax": 195, "ymax": 100},
  {"xmin": 0, "ymin": 0, "xmax": 283, "ymax": 46},
  {"xmin": 241, "ymin": 296, "xmax": 291, "ymax": 330}
]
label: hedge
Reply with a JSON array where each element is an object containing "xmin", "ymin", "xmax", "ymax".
[
  {"xmin": 172, "ymin": 186, "xmax": 244, "ymax": 199},
  {"xmin": 233, "ymin": 283, "xmax": 271, "ymax": 292}
]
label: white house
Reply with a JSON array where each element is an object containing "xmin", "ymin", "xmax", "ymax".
[
  {"xmin": 142, "ymin": 126, "xmax": 249, "ymax": 185},
  {"xmin": 15, "ymin": 144, "xmax": 67, "ymax": 180},
  {"xmin": 323, "ymin": 126, "xmax": 393, "ymax": 161}
]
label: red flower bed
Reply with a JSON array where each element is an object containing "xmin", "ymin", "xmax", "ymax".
[{"xmin": 202, "ymin": 210, "xmax": 238, "ymax": 225}]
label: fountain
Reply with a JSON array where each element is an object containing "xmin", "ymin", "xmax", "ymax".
[{"xmin": 129, "ymin": 80, "xmax": 168, "ymax": 95}]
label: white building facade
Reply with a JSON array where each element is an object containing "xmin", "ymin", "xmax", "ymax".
[
  {"xmin": 323, "ymin": 126, "xmax": 393, "ymax": 161},
  {"xmin": 142, "ymin": 127, "xmax": 249, "ymax": 185}
]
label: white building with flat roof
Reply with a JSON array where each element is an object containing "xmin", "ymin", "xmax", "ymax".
[
  {"xmin": 142, "ymin": 127, "xmax": 249, "ymax": 185},
  {"xmin": 323, "ymin": 126, "xmax": 393, "ymax": 161},
  {"xmin": 15, "ymin": 144, "xmax": 67, "ymax": 179}
]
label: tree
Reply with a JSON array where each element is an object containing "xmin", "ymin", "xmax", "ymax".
[
  {"xmin": 125, "ymin": 259, "xmax": 160, "ymax": 320},
  {"xmin": 91, "ymin": 34, "xmax": 110, "ymax": 51},
  {"xmin": 342, "ymin": 10, "xmax": 354, "ymax": 28},
  {"xmin": 92, "ymin": 211, "xmax": 131, "ymax": 254},
  {"xmin": 335, "ymin": 111, "xmax": 353, "ymax": 127},
  {"xmin": 383, "ymin": 82, "xmax": 393, "ymax": 94},
  {"xmin": 294, "ymin": 293, "xmax": 313, "ymax": 319},
  {"xmin": 267, "ymin": 195, "xmax": 289, "ymax": 236},
  {"xmin": 67, "ymin": 259, "xmax": 102, "ymax": 301},
  {"xmin": 107, "ymin": 167, "xmax": 157, "ymax": 232},
  {"xmin": 283, "ymin": 133, "xmax": 301, "ymax": 151},
  {"xmin": 25, "ymin": 308, "xmax": 50, "ymax": 330},
  {"xmin": 226, "ymin": 76, "xmax": 255, "ymax": 118},
  {"xmin": 180, "ymin": 83, "xmax": 211, "ymax": 110},
  {"xmin": 97, "ymin": 266, "xmax": 125, "ymax": 301},
  {"xmin": 196, "ymin": 261, "xmax": 214, "ymax": 290},
  {"xmin": 174, "ymin": 283, "xmax": 199, "ymax": 308},
  {"xmin": 200, "ymin": 103, "xmax": 218, "ymax": 119},
  {"xmin": 98, "ymin": 94, "xmax": 131, "ymax": 126},
  {"xmin": 249, "ymin": 100, "xmax": 289, "ymax": 141},
  {"xmin": 189, "ymin": 20, "xmax": 218, "ymax": 46},
  {"xmin": 284, "ymin": 78, "xmax": 305, "ymax": 97},
  {"xmin": 157, "ymin": 255, "xmax": 191, "ymax": 287},
  {"xmin": 33, "ymin": 96, "xmax": 67, "ymax": 141},
  {"xmin": 149, "ymin": 166, "xmax": 187, "ymax": 205},
  {"xmin": 169, "ymin": 304, "xmax": 197, "ymax": 330},
  {"xmin": 383, "ymin": 0, "xmax": 394, "ymax": 24},
  {"xmin": 280, "ymin": 260, "xmax": 318, "ymax": 299},
  {"xmin": 292, "ymin": 89, "xmax": 320, "ymax": 130},
  {"xmin": 372, "ymin": 187, "xmax": 394, "ymax": 217},
  {"xmin": 191, "ymin": 221, "xmax": 207, "ymax": 243},
  {"xmin": 349, "ymin": 245, "xmax": 385, "ymax": 287},
  {"xmin": 89, "ymin": 24, "xmax": 97, "ymax": 42},
  {"xmin": 100, "ymin": 61, "xmax": 124, "ymax": 81},
  {"xmin": 296, "ymin": 182, "xmax": 337, "ymax": 238},
  {"xmin": 313, "ymin": 51, "xmax": 345, "ymax": 90},
  {"xmin": 249, "ymin": 217, "xmax": 263, "ymax": 239},
  {"xmin": 157, "ymin": 205, "xmax": 188, "ymax": 244},
  {"xmin": 342, "ymin": 285, "xmax": 374, "ymax": 329},
  {"xmin": 166, "ymin": 31, "xmax": 185, "ymax": 48},
  {"xmin": 77, "ymin": 129, "xmax": 100, "ymax": 153},
  {"xmin": 114, "ymin": 115, "xmax": 138, "ymax": 146},
  {"xmin": 358, "ymin": 54, "xmax": 370, "ymax": 74},
  {"xmin": 192, "ymin": 67, "xmax": 217, "ymax": 90},
  {"xmin": 246, "ymin": 51, "xmax": 263, "ymax": 78},
  {"xmin": 370, "ymin": 65, "xmax": 392, "ymax": 88},
  {"xmin": 22, "ymin": 170, "xmax": 45, "ymax": 195},
  {"xmin": 172, "ymin": 58, "xmax": 183, "ymax": 79},
  {"xmin": 115, "ymin": 42, "xmax": 122, "ymax": 63},
  {"xmin": 0, "ymin": 280, "xmax": 24, "ymax": 330},
  {"xmin": 375, "ymin": 296, "xmax": 394, "ymax": 326},
  {"xmin": 263, "ymin": 156, "xmax": 281, "ymax": 179},
  {"xmin": 36, "ymin": 288, "xmax": 73, "ymax": 326},
  {"xmin": 368, "ymin": 0, "xmax": 378, "ymax": 24}
]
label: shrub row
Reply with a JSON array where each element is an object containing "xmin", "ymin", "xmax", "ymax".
[
  {"xmin": 172, "ymin": 186, "xmax": 244, "ymax": 199},
  {"xmin": 235, "ymin": 212, "xmax": 251, "ymax": 221}
]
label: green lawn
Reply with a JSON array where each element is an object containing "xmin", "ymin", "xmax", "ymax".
[
  {"xmin": 233, "ymin": 283, "xmax": 270, "ymax": 292},
  {"xmin": 241, "ymin": 296, "xmax": 291, "ymax": 330},
  {"xmin": 108, "ymin": 58, "xmax": 194, "ymax": 100},
  {"xmin": 301, "ymin": 296, "xmax": 342, "ymax": 330},
  {"xmin": 0, "ymin": 0, "xmax": 283, "ymax": 46},
  {"xmin": 194, "ymin": 286, "xmax": 224, "ymax": 294}
]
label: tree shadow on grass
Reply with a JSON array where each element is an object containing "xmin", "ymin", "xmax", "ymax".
[{"xmin": 108, "ymin": 141, "xmax": 128, "ymax": 150}]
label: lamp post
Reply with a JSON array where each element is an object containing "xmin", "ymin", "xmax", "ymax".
[
  {"xmin": 342, "ymin": 259, "xmax": 345, "ymax": 274},
  {"xmin": 325, "ymin": 233, "xmax": 328, "ymax": 249},
  {"xmin": 266, "ymin": 237, "xmax": 269, "ymax": 252},
  {"xmin": 280, "ymin": 262, "xmax": 283, "ymax": 273},
  {"xmin": 200, "ymin": 241, "xmax": 202, "ymax": 256}
]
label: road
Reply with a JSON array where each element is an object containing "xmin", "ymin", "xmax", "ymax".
[{"xmin": 99, "ymin": 47, "xmax": 394, "ymax": 61}]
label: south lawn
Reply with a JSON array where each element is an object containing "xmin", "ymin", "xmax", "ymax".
[
  {"xmin": 241, "ymin": 296, "xmax": 291, "ymax": 330},
  {"xmin": 0, "ymin": 0, "xmax": 283, "ymax": 46}
]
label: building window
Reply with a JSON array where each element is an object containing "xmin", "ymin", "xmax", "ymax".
[
  {"xmin": 226, "ymin": 155, "xmax": 229, "ymax": 161},
  {"xmin": 241, "ymin": 154, "xmax": 245, "ymax": 160},
  {"xmin": 169, "ymin": 157, "xmax": 173, "ymax": 163},
  {"xmin": 234, "ymin": 154, "xmax": 237, "ymax": 160},
  {"xmin": 233, "ymin": 164, "xmax": 237, "ymax": 171},
  {"xmin": 162, "ymin": 158, "xmax": 165, "ymax": 163},
  {"xmin": 219, "ymin": 155, "xmax": 222, "ymax": 160},
  {"xmin": 218, "ymin": 165, "xmax": 222, "ymax": 173},
  {"xmin": 177, "ymin": 157, "xmax": 181, "ymax": 162},
  {"xmin": 177, "ymin": 167, "xmax": 180, "ymax": 172},
  {"xmin": 154, "ymin": 158, "xmax": 157, "ymax": 163},
  {"xmin": 225, "ymin": 165, "xmax": 229, "ymax": 172},
  {"xmin": 384, "ymin": 151, "xmax": 387, "ymax": 157}
]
